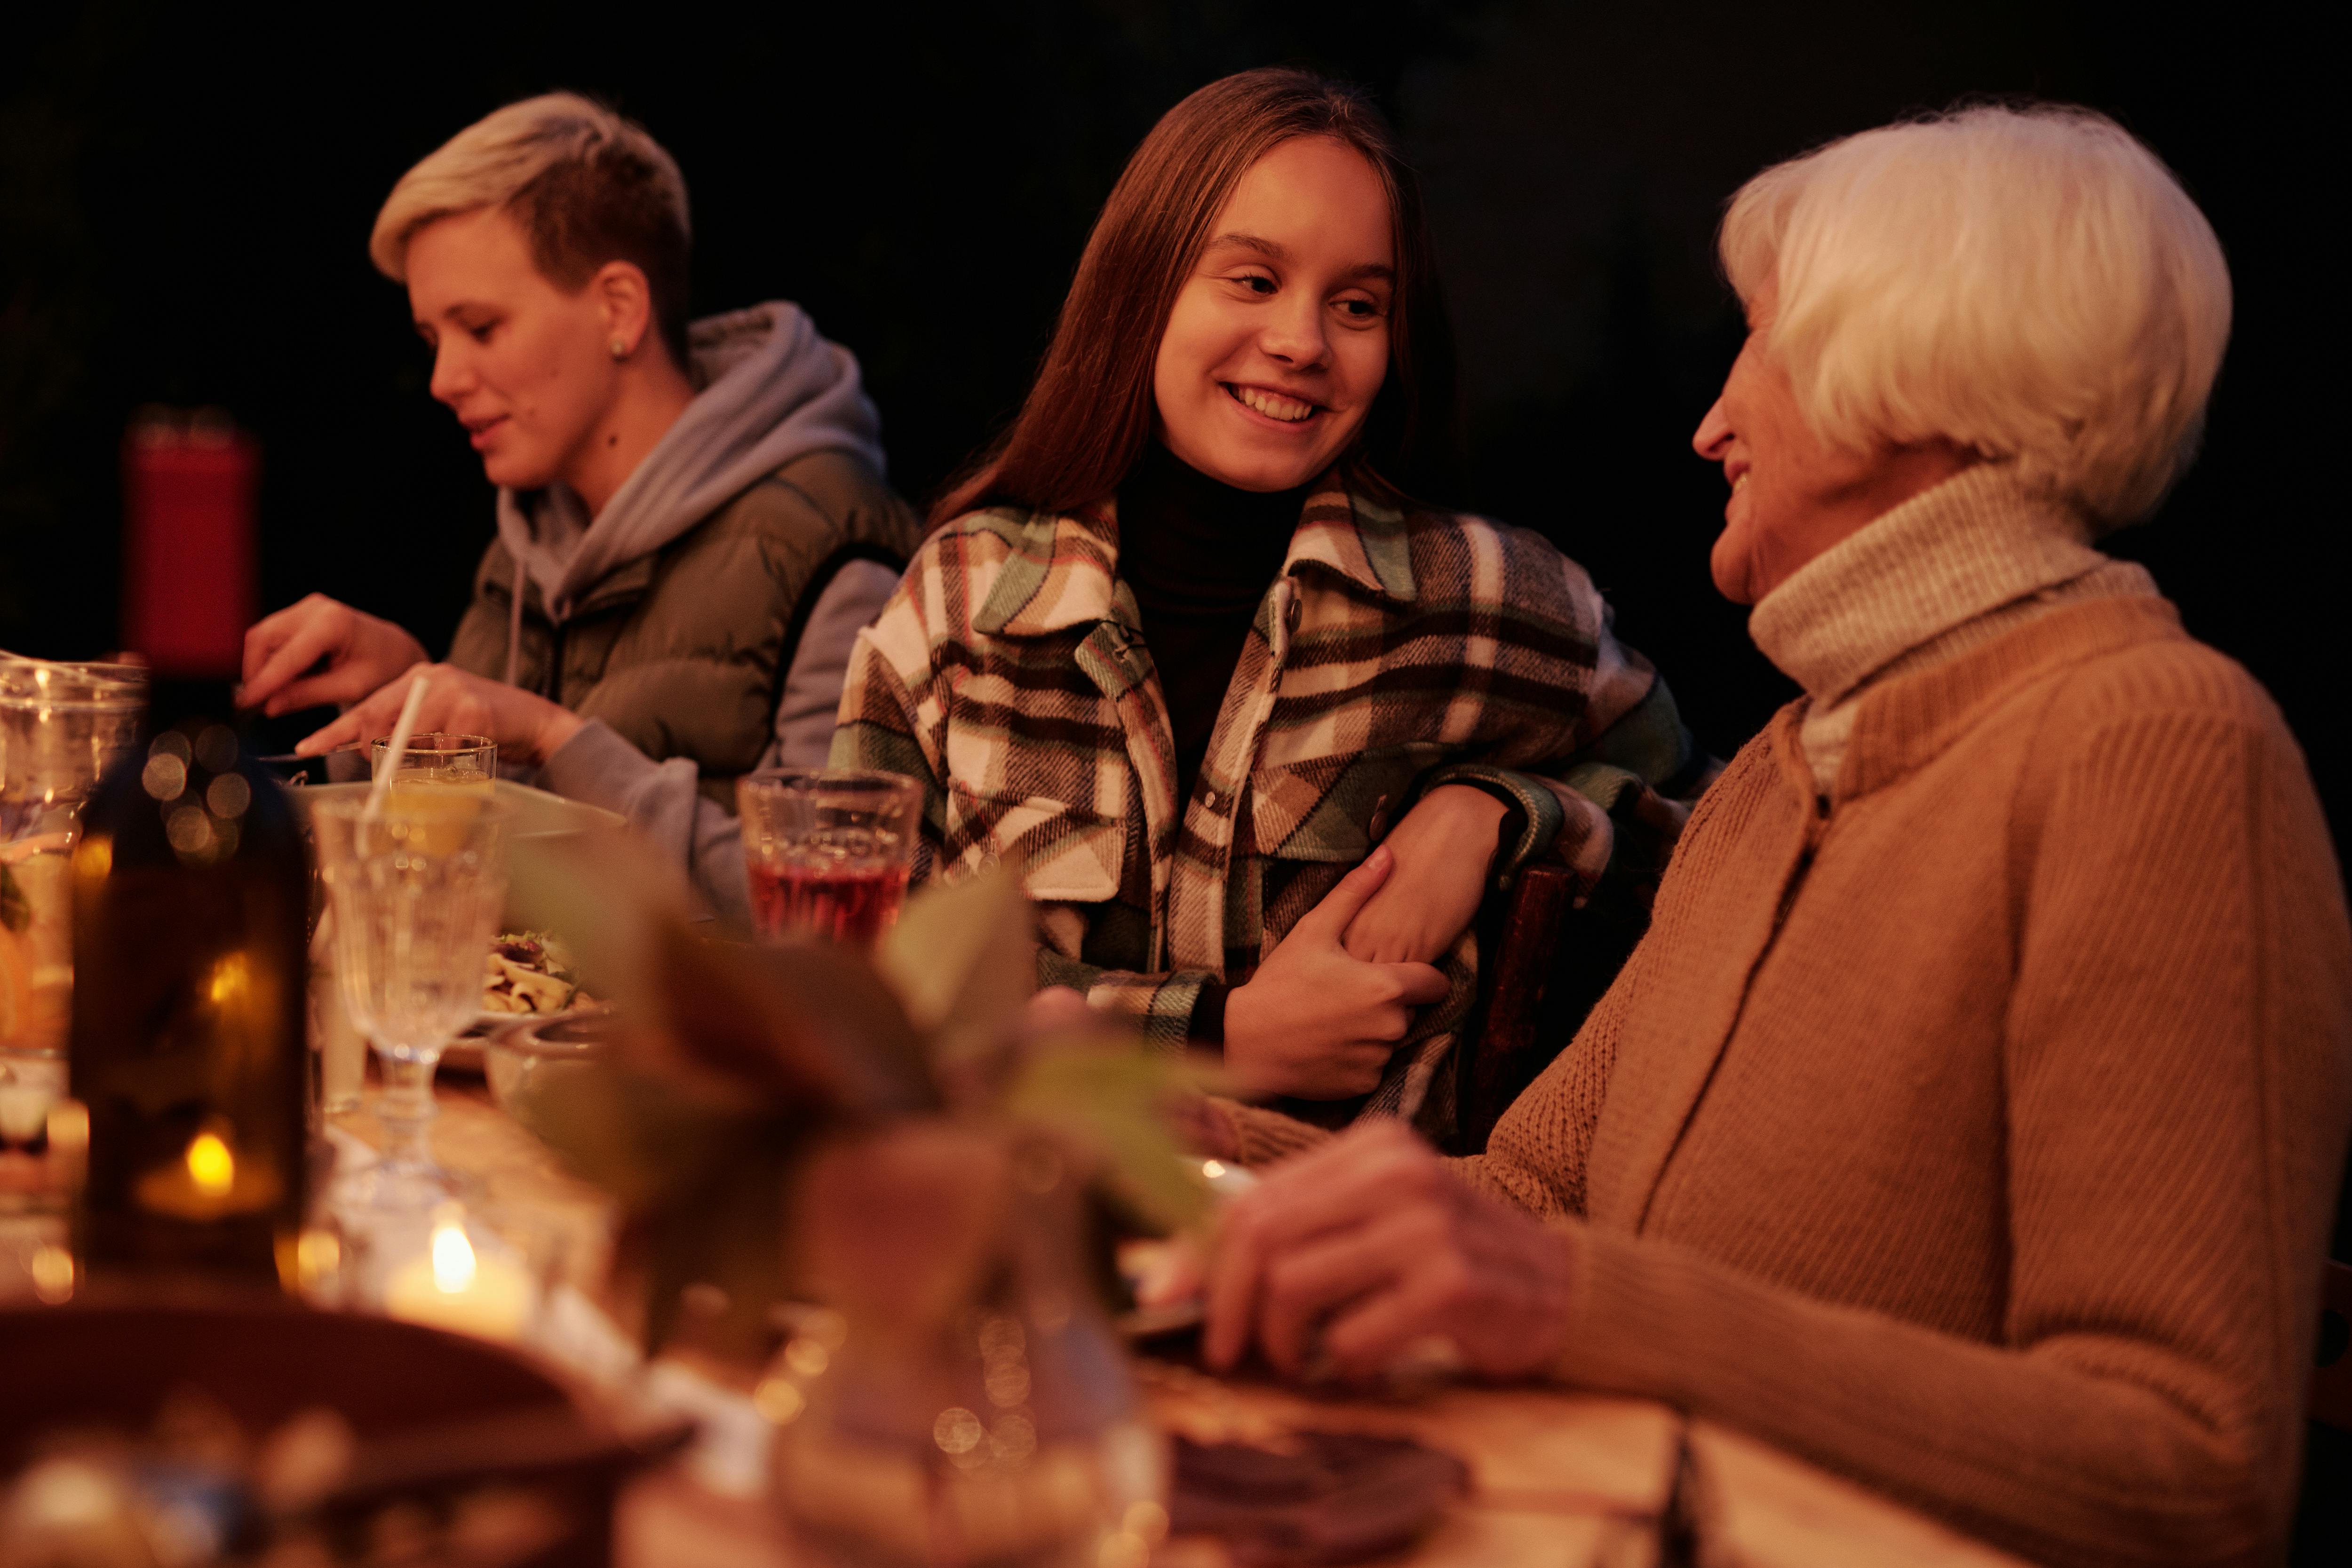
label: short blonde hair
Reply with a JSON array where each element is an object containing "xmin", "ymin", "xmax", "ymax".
[
  {"xmin": 371, "ymin": 93, "xmax": 693, "ymax": 365},
  {"xmin": 1720, "ymin": 103, "xmax": 2231, "ymax": 528}
]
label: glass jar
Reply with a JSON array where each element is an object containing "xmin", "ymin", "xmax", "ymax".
[
  {"xmin": 0, "ymin": 655, "xmax": 147, "ymax": 1060},
  {"xmin": 769, "ymin": 1126, "xmax": 1167, "ymax": 1568}
]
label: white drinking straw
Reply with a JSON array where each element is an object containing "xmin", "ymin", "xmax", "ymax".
[{"xmin": 364, "ymin": 673, "xmax": 431, "ymax": 823}]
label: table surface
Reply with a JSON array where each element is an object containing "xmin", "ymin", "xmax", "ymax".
[{"xmin": 389, "ymin": 1083, "xmax": 2028, "ymax": 1568}]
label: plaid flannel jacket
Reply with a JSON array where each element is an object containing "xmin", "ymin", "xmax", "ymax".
[{"xmin": 834, "ymin": 477, "xmax": 1696, "ymax": 1132}]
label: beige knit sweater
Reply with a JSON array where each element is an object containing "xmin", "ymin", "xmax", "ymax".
[
  {"xmin": 1224, "ymin": 474, "xmax": 2352, "ymax": 1564},
  {"xmin": 1748, "ymin": 464, "xmax": 2158, "ymax": 791},
  {"xmin": 1478, "ymin": 621, "xmax": 2351, "ymax": 1561}
]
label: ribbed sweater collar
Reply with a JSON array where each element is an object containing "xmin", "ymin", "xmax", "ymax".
[{"xmin": 1748, "ymin": 466, "xmax": 2106, "ymax": 707}]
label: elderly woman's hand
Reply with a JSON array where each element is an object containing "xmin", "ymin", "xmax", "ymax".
[
  {"xmin": 1203, "ymin": 1119, "xmax": 1574, "ymax": 1382},
  {"xmin": 294, "ymin": 663, "xmax": 585, "ymax": 767}
]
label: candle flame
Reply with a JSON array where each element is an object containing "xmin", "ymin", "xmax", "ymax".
[
  {"xmin": 46, "ymin": 1100, "xmax": 89, "ymax": 1156},
  {"xmin": 29, "ymin": 1244, "xmax": 75, "ymax": 1305},
  {"xmin": 431, "ymin": 1219, "xmax": 477, "ymax": 1293},
  {"xmin": 207, "ymin": 952, "xmax": 250, "ymax": 1007},
  {"xmin": 75, "ymin": 835, "xmax": 112, "ymax": 880},
  {"xmin": 186, "ymin": 1131, "xmax": 235, "ymax": 1197}
]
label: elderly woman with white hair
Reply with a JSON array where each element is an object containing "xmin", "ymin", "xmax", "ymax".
[{"xmin": 1199, "ymin": 104, "xmax": 2352, "ymax": 1564}]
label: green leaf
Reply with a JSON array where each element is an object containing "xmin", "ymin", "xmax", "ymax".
[
  {"xmin": 999, "ymin": 1041, "xmax": 1214, "ymax": 1233},
  {"xmin": 875, "ymin": 863, "xmax": 1036, "ymax": 1087},
  {"xmin": 507, "ymin": 830, "xmax": 940, "ymax": 1117},
  {"xmin": 519, "ymin": 1061, "xmax": 759, "ymax": 1213},
  {"xmin": 636, "ymin": 923, "xmax": 938, "ymax": 1118},
  {"xmin": 633, "ymin": 1133, "xmax": 796, "ymax": 1358}
]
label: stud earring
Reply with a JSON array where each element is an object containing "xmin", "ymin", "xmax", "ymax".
[{"xmin": 608, "ymin": 339, "xmax": 628, "ymax": 360}]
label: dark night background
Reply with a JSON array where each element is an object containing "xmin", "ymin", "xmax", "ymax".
[
  {"xmin": 2, "ymin": 0, "xmax": 2335, "ymax": 780},
  {"xmin": 2, "ymin": 0, "xmax": 2336, "ymax": 788},
  {"xmin": 3, "ymin": 1, "xmax": 2349, "ymax": 1532}
]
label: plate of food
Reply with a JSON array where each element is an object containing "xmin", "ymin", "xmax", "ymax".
[
  {"xmin": 1114, "ymin": 1157, "xmax": 1259, "ymax": 1341},
  {"xmin": 440, "ymin": 933, "xmax": 603, "ymax": 1074},
  {"xmin": 479, "ymin": 931, "xmax": 592, "ymax": 1025}
]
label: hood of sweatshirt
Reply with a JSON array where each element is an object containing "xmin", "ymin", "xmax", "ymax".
[{"xmin": 495, "ymin": 301, "xmax": 886, "ymax": 624}]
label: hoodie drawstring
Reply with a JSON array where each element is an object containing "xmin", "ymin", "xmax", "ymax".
[{"xmin": 504, "ymin": 541, "xmax": 524, "ymax": 689}]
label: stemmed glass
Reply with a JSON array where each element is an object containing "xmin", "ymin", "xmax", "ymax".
[{"xmin": 310, "ymin": 794, "xmax": 509, "ymax": 1209}]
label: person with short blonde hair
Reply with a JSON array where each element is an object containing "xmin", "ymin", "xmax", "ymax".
[
  {"xmin": 242, "ymin": 94, "xmax": 921, "ymax": 920},
  {"xmin": 1201, "ymin": 103, "xmax": 2351, "ymax": 1567},
  {"xmin": 369, "ymin": 92, "xmax": 694, "ymax": 368}
]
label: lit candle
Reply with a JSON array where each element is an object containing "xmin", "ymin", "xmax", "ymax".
[
  {"xmin": 134, "ymin": 1125, "xmax": 281, "ymax": 1219},
  {"xmin": 0, "ymin": 1080, "xmax": 55, "ymax": 1144},
  {"xmin": 382, "ymin": 1211, "xmax": 536, "ymax": 1341}
]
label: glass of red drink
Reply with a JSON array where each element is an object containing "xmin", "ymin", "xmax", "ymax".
[{"xmin": 737, "ymin": 769, "xmax": 924, "ymax": 946}]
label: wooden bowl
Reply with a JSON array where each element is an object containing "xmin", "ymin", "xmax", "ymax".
[{"xmin": 0, "ymin": 1299, "xmax": 662, "ymax": 1564}]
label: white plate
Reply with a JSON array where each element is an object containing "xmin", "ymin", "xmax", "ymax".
[{"xmin": 439, "ymin": 1006, "xmax": 591, "ymax": 1074}]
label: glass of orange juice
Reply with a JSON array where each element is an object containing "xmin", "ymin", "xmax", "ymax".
[{"xmin": 371, "ymin": 733, "xmax": 496, "ymax": 800}]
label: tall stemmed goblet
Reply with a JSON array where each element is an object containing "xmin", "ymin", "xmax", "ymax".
[{"xmin": 310, "ymin": 794, "xmax": 509, "ymax": 1209}]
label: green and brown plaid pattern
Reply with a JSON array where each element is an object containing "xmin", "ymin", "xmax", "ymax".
[{"xmin": 834, "ymin": 475, "xmax": 1695, "ymax": 1131}]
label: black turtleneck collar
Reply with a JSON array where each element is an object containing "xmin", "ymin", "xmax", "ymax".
[
  {"xmin": 1117, "ymin": 443, "xmax": 1305, "ymax": 612},
  {"xmin": 1116, "ymin": 443, "xmax": 1309, "ymax": 806}
]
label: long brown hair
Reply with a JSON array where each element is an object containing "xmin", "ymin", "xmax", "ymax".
[{"xmin": 932, "ymin": 68, "xmax": 1460, "ymax": 526}]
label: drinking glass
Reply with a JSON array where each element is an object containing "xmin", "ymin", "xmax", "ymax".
[
  {"xmin": 1, "ymin": 655, "xmax": 147, "ymax": 1059},
  {"xmin": 737, "ymin": 769, "xmax": 922, "ymax": 945},
  {"xmin": 310, "ymin": 795, "xmax": 508, "ymax": 1209},
  {"xmin": 371, "ymin": 733, "xmax": 497, "ymax": 799}
]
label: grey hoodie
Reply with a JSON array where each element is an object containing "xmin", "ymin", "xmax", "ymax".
[
  {"xmin": 494, "ymin": 300, "xmax": 887, "ymax": 675},
  {"xmin": 516, "ymin": 302, "xmax": 910, "ymax": 922}
]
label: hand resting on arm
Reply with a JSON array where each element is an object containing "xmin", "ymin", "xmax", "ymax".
[
  {"xmin": 1222, "ymin": 846, "xmax": 1451, "ymax": 1099},
  {"xmin": 1340, "ymin": 784, "xmax": 1510, "ymax": 965}
]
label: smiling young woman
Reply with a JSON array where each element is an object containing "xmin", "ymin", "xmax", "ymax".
[{"xmin": 839, "ymin": 69, "xmax": 1712, "ymax": 1141}]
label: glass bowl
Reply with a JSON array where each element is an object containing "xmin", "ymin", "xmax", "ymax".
[{"xmin": 483, "ymin": 1010, "xmax": 617, "ymax": 1141}]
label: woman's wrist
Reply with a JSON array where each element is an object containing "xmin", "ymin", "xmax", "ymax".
[
  {"xmin": 1221, "ymin": 978, "xmax": 1262, "ymax": 1058},
  {"xmin": 532, "ymin": 705, "xmax": 586, "ymax": 766},
  {"xmin": 1218, "ymin": 982, "xmax": 1287, "ymax": 1098}
]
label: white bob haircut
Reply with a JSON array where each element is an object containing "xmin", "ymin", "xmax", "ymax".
[
  {"xmin": 369, "ymin": 93, "xmax": 693, "ymax": 364},
  {"xmin": 1720, "ymin": 103, "xmax": 2231, "ymax": 529}
]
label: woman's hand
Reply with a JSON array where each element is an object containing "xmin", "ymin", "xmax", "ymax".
[
  {"xmin": 1020, "ymin": 985, "xmax": 1095, "ymax": 1034},
  {"xmin": 1203, "ymin": 1119, "xmax": 1573, "ymax": 1382},
  {"xmin": 1223, "ymin": 847, "xmax": 1450, "ymax": 1100},
  {"xmin": 294, "ymin": 663, "xmax": 585, "ymax": 767},
  {"xmin": 1342, "ymin": 785, "xmax": 1508, "ymax": 965},
  {"xmin": 238, "ymin": 594, "xmax": 429, "ymax": 717}
]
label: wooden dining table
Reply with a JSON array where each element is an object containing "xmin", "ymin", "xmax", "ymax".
[{"xmin": 381, "ymin": 1082, "xmax": 2031, "ymax": 1568}]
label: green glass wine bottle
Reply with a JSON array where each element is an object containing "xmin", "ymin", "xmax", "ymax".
[{"xmin": 68, "ymin": 699, "xmax": 309, "ymax": 1288}]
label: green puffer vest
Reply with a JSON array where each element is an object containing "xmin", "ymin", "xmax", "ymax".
[{"xmin": 445, "ymin": 447, "xmax": 920, "ymax": 808}]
